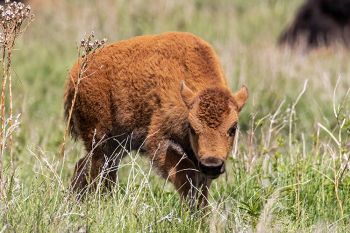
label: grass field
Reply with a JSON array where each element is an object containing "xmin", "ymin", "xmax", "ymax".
[{"xmin": 1, "ymin": 0, "xmax": 350, "ymax": 232}]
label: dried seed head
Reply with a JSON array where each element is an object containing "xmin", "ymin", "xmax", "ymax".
[
  {"xmin": 79, "ymin": 31, "xmax": 107, "ymax": 57},
  {"xmin": 0, "ymin": 0, "xmax": 34, "ymax": 45}
]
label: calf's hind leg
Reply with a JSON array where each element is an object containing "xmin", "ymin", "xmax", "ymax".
[{"xmin": 71, "ymin": 138, "xmax": 126, "ymax": 193}]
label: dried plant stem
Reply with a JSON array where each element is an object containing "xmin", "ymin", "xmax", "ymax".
[
  {"xmin": 8, "ymin": 67, "xmax": 13, "ymax": 162},
  {"xmin": 0, "ymin": 46, "xmax": 8, "ymax": 194},
  {"xmin": 0, "ymin": 0, "xmax": 34, "ymax": 197},
  {"xmin": 60, "ymin": 61, "xmax": 86, "ymax": 158},
  {"xmin": 1, "ymin": 47, "xmax": 7, "ymax": 152},
  {"xmin": 1, "ymin": 43, "xmax": 15, "ymax": 165},
  {"xmin": 60, "ymin": 32, "xmax": 106, "ymax": 158},
  {"xmin": 288, "ymin": 80, "xmax": 308, "ymax": 162},
  {"xmin": 0, "ymin": 53, "xmax": 5, "ymax": 196},
  {"xmin": 7, "ymin": 49, "xmax": 13, "ymax": 166}
]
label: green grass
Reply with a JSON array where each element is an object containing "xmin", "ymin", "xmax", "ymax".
[{"xmin": 1, "ymin": 0, "xmax": 350, "ymax": 232}]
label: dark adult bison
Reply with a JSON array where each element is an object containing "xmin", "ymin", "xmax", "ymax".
[
  {"xmin": 279, "ymin": 0, "xmax": 350, "ymax": 48},
  {"xmin": 64, "ymin": 32, "xmax": 248, "ymax": 205}
]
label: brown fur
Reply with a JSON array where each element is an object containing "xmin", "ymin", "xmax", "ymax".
[
  {"xmin": 64, "ymin": 32, "xmax": 248, "ymax": 205},
  {"xmin": 198, "ymin": 88, "xmax": 231, "ymax": 128}
]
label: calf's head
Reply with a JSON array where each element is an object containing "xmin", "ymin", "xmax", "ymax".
[{"xmin": 181, "ymin": 82, "xmax": 248, "ymax": 179}]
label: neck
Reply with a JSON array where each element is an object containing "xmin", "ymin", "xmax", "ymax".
[{"xmin": 169, "ymin": 127, "xmax": 199, "ymax": 168}]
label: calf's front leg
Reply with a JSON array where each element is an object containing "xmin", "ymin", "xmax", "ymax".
[{"xmin": 147, "ymin": 139, "xmax": 211, "ymax": 206}]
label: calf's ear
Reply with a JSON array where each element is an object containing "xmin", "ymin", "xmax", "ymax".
[
  {"xmin": 180, "ymin": 81, "xmax": 195, "ymax": 107},
  {"xmin": 234, "ymin": 85, "xmax": 248, "ymax": 111}
]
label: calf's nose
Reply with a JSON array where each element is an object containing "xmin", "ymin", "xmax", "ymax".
[{"xmin": 199, "ymin": 157, "xmax": 225, "ymax": 178}]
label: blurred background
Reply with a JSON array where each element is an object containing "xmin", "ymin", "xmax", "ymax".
[{"xmin": 2, "ymin": 0, "xmax": 350, "ymax": 231}]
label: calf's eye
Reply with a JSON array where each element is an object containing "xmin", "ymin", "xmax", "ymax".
[{"xmin": 227, "ymin": 123, "xmax": 237, "ymax": 137}]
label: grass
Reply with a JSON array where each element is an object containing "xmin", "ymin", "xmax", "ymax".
[{"xmin": 1, "ymin": 0, "xmax": 350, "ymax": 232}]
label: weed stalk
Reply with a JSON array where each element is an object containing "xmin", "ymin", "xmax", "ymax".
[{"xmin": 0, "ymin": 0, "xmax": 34, "ymax": 198}]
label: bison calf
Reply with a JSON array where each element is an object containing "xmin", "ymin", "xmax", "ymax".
[{"xmin": 64, "ymin": 32, "xmax": 248, "ymax": 205}]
